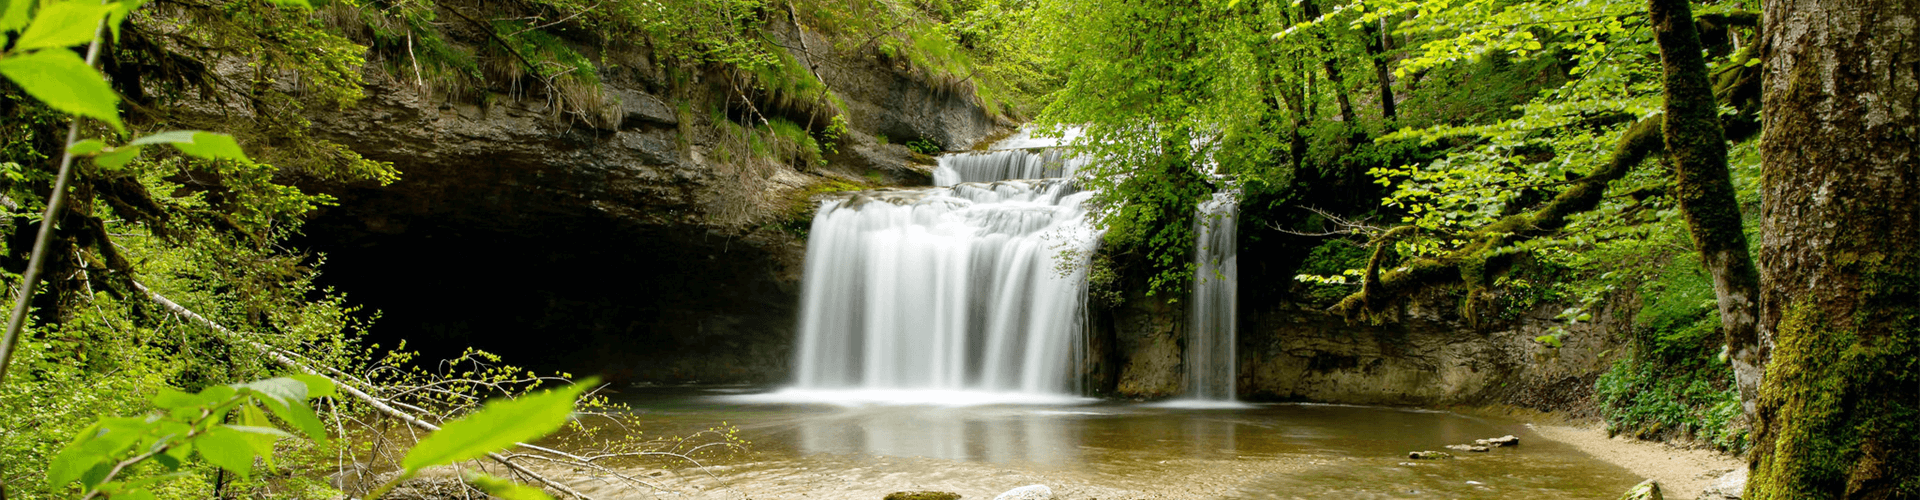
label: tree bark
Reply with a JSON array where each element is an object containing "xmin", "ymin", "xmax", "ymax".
[
  {"xmin": 1647, "ymin": 0, "xmax": 1765, "ymax": 416},
  {"xmin": 1362, "ymin": 18, "xmax": 1397, "ymax": 121},
  {"xmin": 1300, "ymin": 0, "xmax": 1359, "ymax": 127},
  {"xmin": 1746, "ymin": 0, "xmax": 1920, "ymax": 497}
]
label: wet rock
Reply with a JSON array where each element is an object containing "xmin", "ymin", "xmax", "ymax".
[
  {"xmin": 1475, "ymin": 435, "xmax": 1520, "ymax": 447},
  {"xmin": 885, "ymin": 491, "xmax": 962, "ymax": 500},
  {"xmin": 1619, "ymin": 479, "xmax": 1663, "ymax": 500},
  {"xmin": 1699, "ymin": 468, "xmax": 1746, "ymax": 499},
  {"xmin": 992, "ymin": 484, "xmax": 1054, "ymax": 500},
  {"xmin": 1445, "ymin": 444, "xmax": 1491, "ymax": 452},
  {"xmin": 1407, "ymin": 451, "xmax": 1455, "ymax": 460}
]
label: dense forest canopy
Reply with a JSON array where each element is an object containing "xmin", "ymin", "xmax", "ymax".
[{"xmin": 0, "ymin": 0, "xmax": 1912, "ymax": 497}]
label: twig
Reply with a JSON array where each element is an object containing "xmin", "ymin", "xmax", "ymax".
[{"xmin": 507, "ymin": 2, "xmax": 604, "ymax": 38}]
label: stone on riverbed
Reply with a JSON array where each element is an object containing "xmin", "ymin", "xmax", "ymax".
[
  {"xmin": 1619, "ymin": 479, "xmax": 1663, "ymax": 500},
  {"xmin": 1475, "ymin": 435, "xmax": 1520, "ymax": 447},
  {"xmin": 1445, "ymin": 444, "xmax": 1491, "ymax": 452},
  {"xmin": 1698, "ymin": 468, "xmax": 1747, "ymax": 499},
  {"xmin": 886, "ymin": 491, "xmax": 962, "ymax": 500},
  {"xmin": 1408, "ymin": 451, "xmax": 1455, "ymax": 460},
  {"xmin": 992, "ymin": 484, "xmax": 1054, "ymax": 500}
]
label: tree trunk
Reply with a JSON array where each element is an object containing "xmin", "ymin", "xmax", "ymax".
[
  {"xmin": 1647, "ymin": 0, "xmax": 1765, "ymax": 416},
  {"xmin": 1746, "ymin": 0, "xmax": 1920, "ymax": 497},
  {"xmin": 1300, "ymin": 0, "xmax": 1358, "ymax": 127},
  {"xmin": 1363, "ymin": 18, "xmax": 1397, "ymax": 121}
]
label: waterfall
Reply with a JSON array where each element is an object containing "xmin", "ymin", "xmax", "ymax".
[
  {"xmin": 784, "ymin": 144, "xmax": 1100, "ymax": 402},
  {"xmin": 1185, "ymin": 191, "xmax": 1239, "ymax": 402}
]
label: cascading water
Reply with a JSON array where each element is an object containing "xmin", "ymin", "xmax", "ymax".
[
  {"xmin": 777, "ymin": 141, "xmax": 1100, "ymax": 404},
  {"xmin": 1184, "ymin": 191, "xmax": 1239, "ymax": 402}
]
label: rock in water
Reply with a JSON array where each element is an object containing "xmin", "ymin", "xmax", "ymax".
[
  {"xmin": 1698, "ymin": 468, "xmax": 1747, "ymax": 499},
  {"xmin": 992, "ymin": 485, "xmax": 1054, "ymax": 500},
  {"xmin": 1445, "ymin": 444, "xmax": 1491, "ymax": 452},
  {"xmin": 1475, "ymin": 435, "xmax": 1521, "ymax": 447},
  {"xmin": 886, "ymin": 492, "xmax": 962, "ymax": 500},
  {"xmin": 1619, "ymin": 479, "xmax": 1663, "ymax": 500},
  {"xmin": 1408, "ymin": 451, "xmax": 1455, "ymax": 460}
]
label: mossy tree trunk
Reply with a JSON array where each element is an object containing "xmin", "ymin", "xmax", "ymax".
[
  {"xmin": 1647, "ymin": 0, "xmax": 1766, "ymax": 415},
  {"xmin": 1746, "ymin": 0, "xmax": 1920, "ymax": 496}
]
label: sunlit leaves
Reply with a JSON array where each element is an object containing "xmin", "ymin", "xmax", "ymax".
[
  {"xmin": 402, "ymin": 378, "xmax": 596, "ymax": 471},
  {"xmin": 0, "ymin": 49, "xmax": 123, "ymax": 132},
  {"xmin": 12, "ymin": 1, "xmax": 112, "ymax": 51},
  {"xmin": 45, "ymin": 376, "xmax": 334, "ymax": 496}
]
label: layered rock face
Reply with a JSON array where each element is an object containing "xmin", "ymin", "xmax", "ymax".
[{"xmin": 294, "ymin": 27, "xmax": 1004, "ymax": 383}]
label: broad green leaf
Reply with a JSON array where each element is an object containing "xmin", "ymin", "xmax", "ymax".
[
  {"xmin": 0, "ymin": 48, "xmax": 122, "ymax": 131},
  {"xmin": 94, "ymin": 145, "xmax": 141, "ymax": 169},
  {"xmin": 401, "ymin": 379, "xmax": 595, "ymax": 471},
  {"xmin": 289, "ymin": 374, "xmax": 336, "ymax": 398},
  {"xmin": 113, "ymin": 488, "xmax": 157, "ymax": 500},
  {"xmin": 194, "ymin": 426, "xmax": 255, "ymax": 481},
  {"xmin": 151, "ymin": 388, "xmax": 204, "ymax": 409},
  {"xmin": 68, "ymin": 139, "xmax": 106, "ymax": 155},
  {"xmin": 130, "ymin": 130, "xmax": 248, "ymax": 162},
  {"xmin": 106, "ymin": 0, "xmax": 144, "ymax": 42},
  {"xmin": 464, "ymin": 472, "xmax": 555, "ymax": 500},
  {"xmin": 0, "ymin": 0, "xmax": 30, "ymax": 33},
  {"xmin": 259, "ymin": 395, "xmax": 328, "ymax": 442},
  {"xmin": 46, "ymin": 446, "xmax": 102, "ymax": 487},
  {"xmin": 13, "ymin": 1, "xmax": 112, "ymax": 51},
  {"xmin": 234, "ymin": 377, "xmax": 307, "ymax": 407}
]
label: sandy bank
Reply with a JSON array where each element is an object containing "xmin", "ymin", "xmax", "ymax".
[{"xmin": 1526, "ymin": 423, "xmax": 1742, "ymax": 499}]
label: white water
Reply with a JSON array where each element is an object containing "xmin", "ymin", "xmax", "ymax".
[
  {"xmin": 1184, "ymin": 191, "xmax": 1239, "ymax": 402},
  {"xmin": 933, "ymin": 148, "xmax": 1090, "ymax": 186},
  {"xmin": 786, "ymin": 157, "xmax": 1101, "ymax": 399}
]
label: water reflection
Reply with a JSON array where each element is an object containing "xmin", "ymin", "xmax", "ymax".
[{"xmin": 611, "ymin": 388, "xmax": 1648, "ymax": 498}]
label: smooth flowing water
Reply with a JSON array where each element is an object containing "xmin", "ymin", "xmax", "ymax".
[
  {"xmin": 1185, "ymin": 191, "xmax": 1240, "ymax": 403},
  {"xmin": 601, "ymin": 387, "xmax": 1651, "ymax": 499}
]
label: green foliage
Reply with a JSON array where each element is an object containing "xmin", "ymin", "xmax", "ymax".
[
  {"xmin": 43, "ymin": 376, "xmax": 331, "ymax": 497},
  {"xmin": 400, "ymin": 379, "xmax": 592, "ymax": 471},
  {"xmin": 1596, "ymin": 356, "xmax": 1746, "ymax": 451},
  {"xmin": 904, "ymin": 137, "xmax": 941, "ymax": 155},
  {"xmin": 1294, "ymin": 240, "xmax": 1369, "ymax": 304}
]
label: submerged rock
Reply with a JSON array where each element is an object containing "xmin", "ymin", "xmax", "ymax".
[
  {"xmin": 1476, "ymin": 435, "xmax": 1521, "ymax": 447},
  {"xmin": 1445, "ymin": 444, "xmax": 1492, "ymax": 452},
  {"xmin": 1619, "ymin": 479, "xmax": 1664, "ymax": 500},
  {"xmin": 886, "ymin": 491, "xmax": 962, "ymax": 500},
  {"xmin": 1699, "ymin": 468, "xmax": 1747, "ymax": 499},
  {"xmin": 1408, "ymin": 451, "xmax": 1455, "ymax": 460},
  {"xmin": 992, "ymin": 484, "xmax": 1054, "ymax": 500}
]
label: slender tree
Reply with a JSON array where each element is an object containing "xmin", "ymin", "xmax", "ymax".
[
  {"xmin": 1745, "ymin": 0, "xmax": 1920, "ymax": 496},
  {"xmin": 1646, "ymin": 0, "xmax": 1765, "ymax": 414}
]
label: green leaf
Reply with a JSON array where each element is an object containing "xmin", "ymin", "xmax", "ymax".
[
  {"xmin": 68, "ymin": 139, "xmax": 106, "ymax": 155},
  {"xmin": 106, "ymin": 0, "xmax": 144, "ymax": 42},
  {"xmin": 235, "ymin": 377, "xmax": 309, "ymax": 403},
  {"xmin": 94, "ymin": 145, "xmax": 142, "ymax": 169},
  {"xmin": 464, "ymin": 472, "xmax": 555, "ymax": 500},
  {"xmin": 0, "ymin": 48, "xmax": 122, "ymax": 131},
  {"xmin": 1, "ymin": 0, "xmax": 31, "ymax": 33},
  {"xmin": 194, "ymin": 426, "xmax": 256, "ymax": 481},
  {"xmin": 112, "ymin": 488, "xmax": 157, "ymax": 500},
  {"xmin": 400, "ymin": 379, "xmax": 595, "ymax": 471},
  {"xmin": 289, "ymin": 374, "xmax": 336, "ymax": 399},
  {"xmin": 129, "ymin": 130, "xmax": 248, "ymax": 162},
  {"xmin": 46, "ymin": 446, "xmax": 101, "ymax": 488},
  {"xmin": 151, "ymin": 388, "xmax": 205, "ymax": 409},
  {"xmin": 12, "ymin": 1, "xmax": 111, "ymax": 51},
  {"xmin": 259, "ymin": 395, "xmax": 329, "ymax": 442}
]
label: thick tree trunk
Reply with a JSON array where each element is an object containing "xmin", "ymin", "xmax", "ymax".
[
  {"xmin": 1747, "ymin": 0, "xmax": 1920, "ymax": 497},
  {"xmin": 1647, "ymin": 0, "xmax": 1766, "ymax": 415}
]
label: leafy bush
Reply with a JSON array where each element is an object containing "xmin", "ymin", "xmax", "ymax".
[{"xmin": 1596, "ymin": 356, "xmax": 1746, "ymax": 451}]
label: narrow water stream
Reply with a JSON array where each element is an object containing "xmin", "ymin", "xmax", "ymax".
[{"xmin": 605, "ymin": 387, "xmax": 1645, "ymax": 499}]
